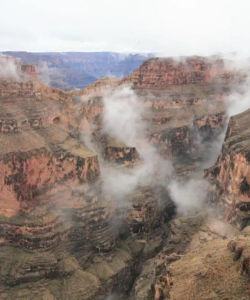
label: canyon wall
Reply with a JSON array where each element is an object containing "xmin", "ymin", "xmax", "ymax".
[
  {"xmin": 124, "ymin": 56, "xmax": 239, "ymax": 89},
  {"xmin": 206, "ymin": 108, "xmax": 250, "ymax": 228},
  {"xmin": 0, "ymin": 55, "xmax": 248, "ymax": 299},
  {"xmin": 0, "ymin": 56, "xmax": 176, "ymax": 299}
]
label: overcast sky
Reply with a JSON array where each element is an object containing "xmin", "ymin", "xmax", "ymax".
[{"xmin": 1, "ymin": 0, "xmax": 250, "ymax": 56}]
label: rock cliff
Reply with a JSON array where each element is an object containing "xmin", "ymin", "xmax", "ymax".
[
  {"xmin": 130, "ymin": 106, "xmax": 249, "ymax": 299},
  {"xmin": 0, "ymin": 56, "xmax": 176, "ymax": 299},
  {"xmin": 206, "ymin": 108, "xmax": 250, "ymax": 228},
  {"xmin": 124, "ymin": 56, "xmax": 240, "ymax": 89}
]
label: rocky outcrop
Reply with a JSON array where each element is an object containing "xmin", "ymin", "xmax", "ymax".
[
  {"xmin": 0, "ymin": 126, "xmax": 100, "ymax": 216},
  {"xmin": 0, "ymin": 56, "xmax": 71, "ymax": 102},
  {"xmin": 0, "ymin": 77, "xmax": 69, "ymax": 101},
  {"xmin": 167, "ymin": 218, "xmax": 249, "ymax": 300},
  {"xmin": 21, "ymin": 64, "xmax": 38, "ymax": 76},
  {"xmin": 206, "ymin": 108, "xmax": 250, "ymax": 228},
  {"xmin": 193, "ymin": 112, "xmax": 226, "ymax": 139},
  {"xmin": 132, "ymin": 215, "xmax": 250, "ymax": 300},
  {"xmin": 149, "ymin": 111, "xmax": 226, "ymax": 159},
  {"xmin": 139, "ymin": 91, "xmax": 227, "ymax": 164},
  {"xmin": 105, "ymin": 144, "xmax": 139, "ymax": 166},
  {"xmin": 124, "ymin": 56, "xmax": 239, "ymax": 89},
  {"xmin": 123, "ymin": 186, "xmax": 175, "ymax": 236},
  {"xmin": 228, "ymin": 235, "xmax": 250, "ymax": 276}
]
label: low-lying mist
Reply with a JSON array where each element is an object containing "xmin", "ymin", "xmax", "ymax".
[
  {"xmin": 224, "ymin": 55, "xmax": 250, "ymax": 117},
  {"xmin": 80, "ymin": 84, "xmax": 212, "ymax": 215},
  {"xmin": 169, "ymin": 178, "xmax": 209, "ymax": 215},
  {"xmin": 0, "ymin": 56, "xmax": 21, "ymax": 81},
  {"xmin": 101, "ymin": 86, "xmax": 172, "ymax": 203}
]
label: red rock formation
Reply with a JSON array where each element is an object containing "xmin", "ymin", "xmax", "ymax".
[
  {"xmin": 104, "ymin": 145, "xmax": 139, "ymax": 166},
  {"xmin": 0, "ymin": 58, "xmax": 176, "ymax": 299},
  {"xmin": 124, "ymin": 56, "xmax": 238, "ymax": 89},
  {"xmin": 206, "ymin": 109, "xmax": 250, "ymax": 227},
  {"xmin": 0, "ymin": 126, "xmax": 100, "ymax": 216},
  {"xmin": 21, "ymin": 64, "xmax": 38, "ymax": 76}
]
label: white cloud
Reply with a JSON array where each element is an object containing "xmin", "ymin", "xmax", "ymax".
[{"xmin": 1, "ymin": 0, "xmax": 250, "ymax": 54}]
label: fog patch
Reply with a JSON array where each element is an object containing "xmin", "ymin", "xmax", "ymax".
[
  {"xmin": 101, "ymin": 86, "xmax": 173, "ymax": 203},
  {"xmin": 103, "ymin": 294, "xmax": 120, "ymax": 300},
  {"xmin": 169, "ymin": 179, "xmax": 209, "ymax": 215},
  {"xmin": 38, "ymin": 61, "xmax": 51, "ymax": 86},
  {"xmin": 223, "ymin": 54, "xmax": 250, "ymax": 117},
  {"xmin": 227, "ymin": 91, "xmax": 250, "ymax": 117},
  {"xmin": 102, "ymin": 86, "xmax": 145, "ymax": 146},
  {"xmin": 0, "ymin": 56, "xmax": 21, "ymax": 81}
]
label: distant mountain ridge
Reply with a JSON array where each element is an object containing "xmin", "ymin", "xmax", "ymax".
[{"xmin": 2, "ymin": 51, "xmax": 153, "ymax": 90}]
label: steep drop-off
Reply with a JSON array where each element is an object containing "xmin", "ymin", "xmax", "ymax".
[{"xmin": 206, "ymin": 108, "xmax": 250, "ymax": 228}]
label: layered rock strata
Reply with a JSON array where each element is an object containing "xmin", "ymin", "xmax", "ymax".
[
  {"xmin": 0, "ymin": 54, "xmax": 248, "ymax": 299},
  {"xmin": 206, "ymin": 109, "xmax": 250, "ymax": 228},
  {"xmin": 0, "ymin": 125, "xmax": 100, "ymax": 217},
  {"xmin": 124, "ymin": 56, "xmax": 240, "ymax": 89}
]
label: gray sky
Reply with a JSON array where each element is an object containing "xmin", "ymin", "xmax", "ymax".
[{"xmin": 1, "ymin": 0, "xmax": 250, "ymax": 56}]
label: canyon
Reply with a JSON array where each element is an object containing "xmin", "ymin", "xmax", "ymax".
[
  {"xmin": 0, "ymin": 54, "xmax": 249, "ymax": 299},
  {"xmin": 2, "ymin": 52, "xmax": 152, "ymax": 90}
]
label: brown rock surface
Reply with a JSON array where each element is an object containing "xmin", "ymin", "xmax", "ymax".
[
  {"xmin": 132, "ymin": 215, "xmax": 250, "ymax": 300},
  {"xmin": 124, "ymin": 56, "xmax": 240, "ymax": 89},
  {"xmin": 206, "ymin": 108, "xmax": 250, "ymax": 227},
  {"xmin": 0, "ymin": 125, "xmax": 100, "ymax": 216},
  {"xmin": 0, "ymin": 54, "xmax": 248, "ymax": 299}
]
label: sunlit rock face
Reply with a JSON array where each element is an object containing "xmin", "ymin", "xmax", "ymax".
[{"xmin": 206, "ymin": 108, "xmax": 250, "ymax": 228}]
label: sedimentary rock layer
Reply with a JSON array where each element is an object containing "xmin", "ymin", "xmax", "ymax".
[
  {"xmin": 0, "ymin": 126, "xmax": 100, "ymax": 216},
  {"xmin": 206, "ymin": 108, "xmax": 250, "ymax": 227},
  {"xmin": 124, "ymin": 56, "xmax": 238, "ymax": 89}
]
